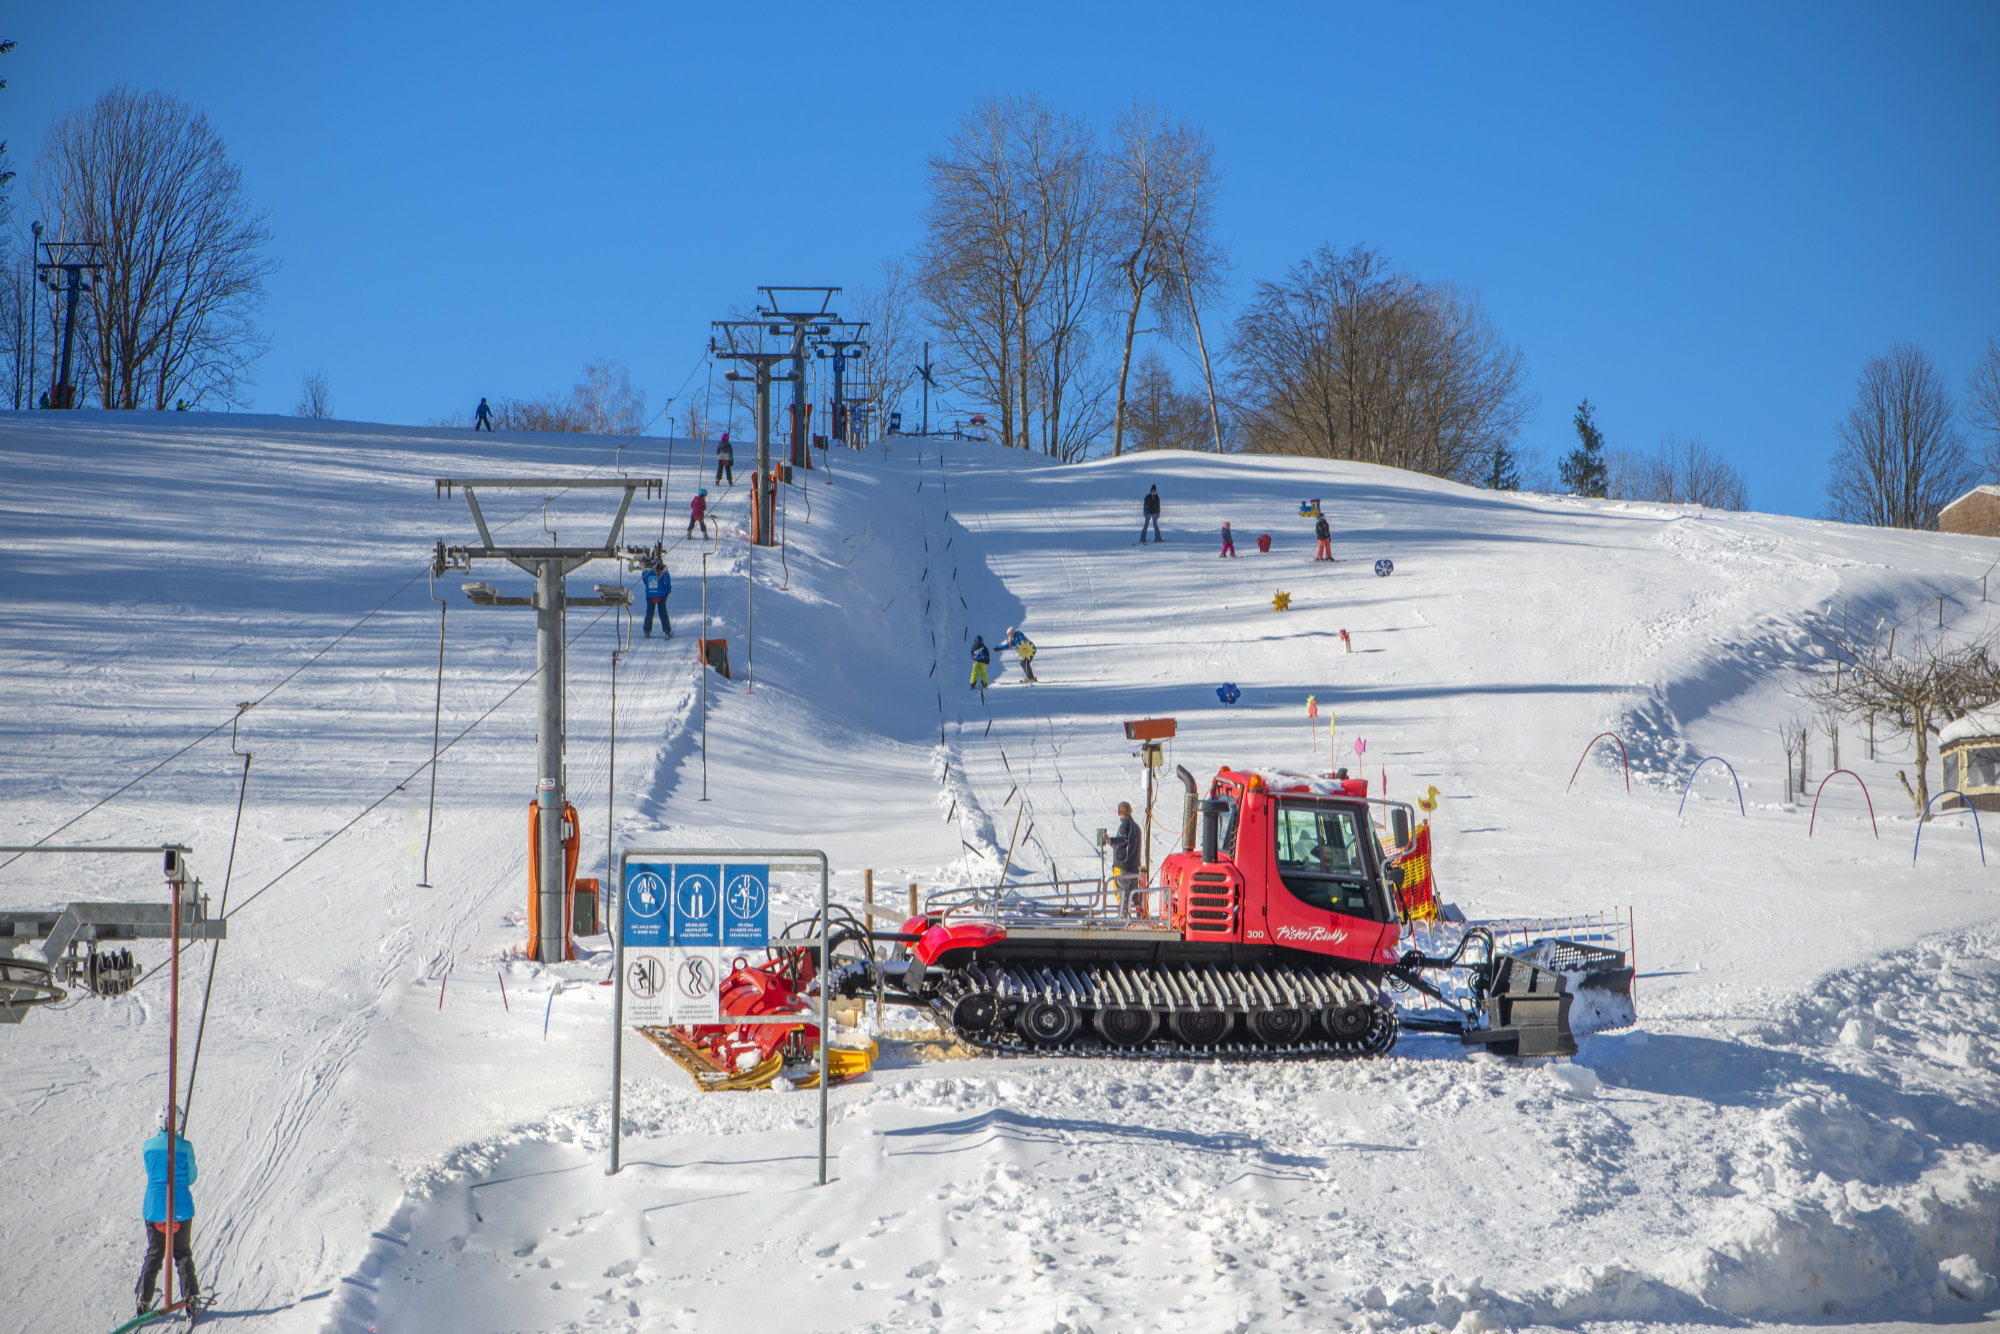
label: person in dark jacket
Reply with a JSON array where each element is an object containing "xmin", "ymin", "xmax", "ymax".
[
  {"xmin": 474, "ymin": 397, "xmax": 494, "ymax": 432},
  {"xmin": 1313, "ymin": 514, "xmax": 1334, "ymax": 561},
  {"xmin": 970, "ymin": 635, "xmax": 991, "ymax": 691},
  {"xmin": 687, "ymin": 488, "xmax": 710, "ymax": 538},
  {"xmin": 1109, "ymin": 801, "xmax": 1144, "ymax": 914},
  {"xmin": 1220, "ymin": 522, "xmax": 1236, "ymax": 558},
  {"xmin": 135, "ymin": 1107, "xmax": 199, "ymax": 1315},
  {"xmin": 642, "ymin": 561, "xmax": 670, "ymax": 638},
  {"xmin": 715, "ymin": 433, "xmax": 735, "ymax": 486},
  {"xmin": 1140, "ymin": 486, "xmax": 1163, "ymax": 543}
]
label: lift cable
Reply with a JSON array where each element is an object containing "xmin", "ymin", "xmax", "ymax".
[
  {"xmin": 418, "ymin": 573, "xmax": 449, "ymax": 886},
  {"xmin": 4, "ymin": 382, "xmax": 708, "ymax": 874},
  {"xmin": 181, "ymin": 705, "xmax": 254, "ymax": 1131},
  {"xmin": 128, "ymin": 603, "xmax": 622, "ymax": 998},
  {"xmin": 0, "ymin": 567, "xmax": 429, "ymax": 873}
]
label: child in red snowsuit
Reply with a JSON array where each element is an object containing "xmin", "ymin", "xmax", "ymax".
[
  {"xmin": 1220, "ymin": 522, "xmax": 1236, "ymax": 557},
  {"xmin": 687, "ymin": 489, "xmax": 711, "ymax": 538}
]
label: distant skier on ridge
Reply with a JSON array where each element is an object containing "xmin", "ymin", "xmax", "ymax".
[
  {"xmin": 1140, "ymin": 485, "xmax": 1163, "ymax": 543},
  {"xmin": 474, "ymin": 397, "xmax": 494, "ymax": 432}
]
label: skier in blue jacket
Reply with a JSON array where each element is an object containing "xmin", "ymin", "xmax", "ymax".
[
  {"xmin": 642, "ymin": 561, "xmax": 670, "ymax": 639},
  {"xmin": 1002, "ymin": 626, "xmax": 1038, "ymax": 682},
  {"xmin": 136, "ymin": 1107, "xmax": 199, "ymax": 1315}
]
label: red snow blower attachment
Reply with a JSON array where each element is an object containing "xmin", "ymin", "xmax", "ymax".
[{"xmin": 641, "ymin": 908, "xmax": 879, "ymax": 1092}]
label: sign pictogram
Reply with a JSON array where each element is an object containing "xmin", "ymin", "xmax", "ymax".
[{"xmin": 722, "ymin": 863, "xmax": 769, "ymax": 948}]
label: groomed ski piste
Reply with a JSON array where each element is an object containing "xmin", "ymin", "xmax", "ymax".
[{"xmin": 3, "ymin": 412, "xmax": 1999, "ymax": 1334}]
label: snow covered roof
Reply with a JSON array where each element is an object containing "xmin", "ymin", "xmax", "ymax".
[
  {"xmin": 1939, "ymin": 707, "xmax": 2000, "ymax": 744},
  {"xmin": 1941, "ymin": 484, "xmax": 2000, "ymax": 513}
]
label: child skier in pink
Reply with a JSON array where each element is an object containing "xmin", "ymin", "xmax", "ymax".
[{"xmin": 1220, "ymin": 522, "xmax": 1237, "ymax": 558}]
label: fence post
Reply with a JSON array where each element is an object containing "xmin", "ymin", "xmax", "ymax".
[{"xmin": 909, "ymin": 883, "xmax": 920, "ymax": 918}]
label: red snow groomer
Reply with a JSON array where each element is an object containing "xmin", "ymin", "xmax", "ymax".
[{"xmin": 843, "ymin": 766, "xmax": 1635, "ymax": 1059}]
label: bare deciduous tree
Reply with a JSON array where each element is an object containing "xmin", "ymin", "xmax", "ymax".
[
  {"xmin": 0, "ymin": 248, "xmax": 30, "ymax": 409},
  {"xmin": 1106, "ymin": 104, "xmax": 1180, "ymax": 456},
  {"xmin": 1608, "ymin": 436, "xmax": 1749, "ymax": 509},
  {"xmin": 491, "ymin": 359, "xmax": 647, "ymax": 435},
  {"xmin": 1230, "ymin": 245, "xmax": 1533, "ymax": 481},
  {"xmin": 570, "ymin": 359, "xmax": 647, "ymax": 434},
  {"xmin": 1126, "ymin": 350, "xmax": 1208, "ymax": 452},
  {"xmin": 1824, "ymin": 342, "xmax": 1971, "ymax": 528},
  {"xmin": 1155, "ymin": 127, "xmax": 1227, "ymax": 453},
  {"xmin": 294, "ymin": 370, "xmax": 330, "ymax": 419},
  {"xmin": 678, "ymin": 400, "xmax": 717, "ymax": 445},
  {"xmin": 0, "ymin": 38, "xmax": 17, "ymax": 230},
  {"xmin": 1027, "ymin": 119, "xmax": 1107, "ymax": 458},
  {"xmin": 918, "ymin": 95, "xmax": 1110, "ymax": 457},
  {"xmin": 849, "ymin": 259, "xmax": 923, "ymax": 445},
  {"xmin": 35, "ymin": 86, "xmax": 277, "ymax": 409},
  {"xmin": 917, "ymin": 102, "xmax": 1021, "ymax": 452},
  {"xmin": 1799, "ymin": 624, "xmax": 2000, "ymax": 816},
  {"xmin": 1968, "ymin": 335, "xmax": 2000, "ymax": 476},
  {"xmin": 1106, "ymin": 104, "xmax": 1229, "ymax": 456}
]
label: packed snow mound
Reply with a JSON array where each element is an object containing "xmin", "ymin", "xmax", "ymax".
[{"xmin": 3, "ymin": 415, "xmax": 2000, "ymax": 1332}]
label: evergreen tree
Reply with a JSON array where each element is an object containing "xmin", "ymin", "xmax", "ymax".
[
  {"xmin": 1487, "ymin": 441, "xmax": 1521, "ymax": 491},
  {"xmin": 1560, "ymin": 398, "xmax": 1609, "ymax": 497}
]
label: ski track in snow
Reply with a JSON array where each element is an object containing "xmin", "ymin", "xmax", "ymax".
[{"xmin": 4, "ymin": 416, "xmax": 2000, "ymax": 1332}]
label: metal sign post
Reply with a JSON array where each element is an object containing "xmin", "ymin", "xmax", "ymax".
[{"xmin": 609, "ymin": 847, "xmax": 830, "ymax": 1183}]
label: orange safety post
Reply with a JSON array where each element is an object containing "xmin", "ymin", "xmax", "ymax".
[{"xmin": 526, "ymin": 800, "xmax": 582, "ymax": 960}]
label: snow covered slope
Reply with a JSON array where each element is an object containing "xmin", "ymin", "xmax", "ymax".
[{"xmin": 3, "ymin": 413, "xmax": 1999, "ymax": 1332}]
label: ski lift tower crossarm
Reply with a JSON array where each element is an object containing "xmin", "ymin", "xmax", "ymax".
[
  {"xmin": 711, "ymin": 322, "xmax": 801, "ymax": 547},
  {"xmin": 34, "ymin": 239, "xmax": 106, "ymax": 410},
  {"xmin": 433, "ymin": 476, "xmax": 660, "ymax": 966},
  {"xmin": 755, "ymin": 286, "xmax": 844, "ymax": 472},
  {"xmin": 816, "ymin": 331, "xmax": 870, "ymax": 446}
]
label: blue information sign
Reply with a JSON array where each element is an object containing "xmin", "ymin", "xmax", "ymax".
[
  {"xmin": 623, "ymin": 864, "xmax": 670, "ymax": 947},
  {"xmin": 721, "ymin": 864, "xmax": 769, "ymax": 948},
  {"xmin": 671, "ymin": 864, "xmax": 722, "ymax": 946}
]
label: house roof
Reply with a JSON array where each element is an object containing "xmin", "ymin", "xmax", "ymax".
[
  {"xmin": 1940, "ymin": 484, "xmax": 2000, "ymax": 515},
  {"xmin": 1940, "ymin": 707, "xmax": 2000, "ymax": 745}
]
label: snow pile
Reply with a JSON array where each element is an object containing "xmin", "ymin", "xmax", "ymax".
[{"xmin": 1654, "ymin": 927, "xmax": 2000, "ymax": 1319}]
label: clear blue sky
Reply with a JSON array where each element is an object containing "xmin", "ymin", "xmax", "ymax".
[{"xmin": 6, "ymin": 2, "xmax": 1996, "ymax": 517}]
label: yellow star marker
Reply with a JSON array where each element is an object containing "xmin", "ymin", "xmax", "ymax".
[{"xmin": 1272, "ymin": 590, "xmax": 1292, "ymax": 611}]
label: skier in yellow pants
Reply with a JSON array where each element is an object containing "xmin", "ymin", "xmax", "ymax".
[{"xmin": 970, "ymin": 635, "xmax": 990, "ymax": 690}]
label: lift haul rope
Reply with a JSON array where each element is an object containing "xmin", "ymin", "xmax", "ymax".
[
  {"xmin": 4, "ymin": 408, "xmax": 719, "ymax": 873},
  {"xmin": 0, "ymin": 568, "xmax": 429, "ymax": 872},
  {"xmin": 129, "ymin": 603, "xmax": 623, "ymax": 997}
]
